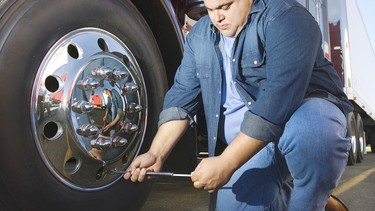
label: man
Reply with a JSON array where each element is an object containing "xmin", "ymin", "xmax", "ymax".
[
  {"xmin": 102, "ymin": 88, "xmax": 123, "ymax": 135},
  {"xmin": 124, "ymin": 0, "xmax": 352, "ymax": 210}
]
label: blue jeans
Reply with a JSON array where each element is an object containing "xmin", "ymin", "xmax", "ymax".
[{"xmin": 216, "ymin": 98, "xmax": 351, "ymax": 211}]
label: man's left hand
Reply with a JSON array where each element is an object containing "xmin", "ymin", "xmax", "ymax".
[{"xmin": 191, "ymin": 156, "xmax": 234, "ymax": 193}]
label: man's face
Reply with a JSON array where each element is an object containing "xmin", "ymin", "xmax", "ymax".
[
  {"xmin": 104, "ymin": 90, "xmax": 110, "ymax": 96},
  {"xmin": 204, "ymin": 0, "xmax": 252, "ymax": 37}
]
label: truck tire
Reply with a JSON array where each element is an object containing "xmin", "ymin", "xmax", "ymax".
[
  {"xmin": 356, "ymin": 113, "xmax": 365, "ymax": 162},
  {"xmin": 347, "ymin": 112, "xmax": 358, "ymax": 165},
  {"xmin": 369, "ymin": 131, "xmax": 375, "ymax": 153},
  {"xmin": 0, "ymin": 0, "xmax": 168, "ymax": 210}
]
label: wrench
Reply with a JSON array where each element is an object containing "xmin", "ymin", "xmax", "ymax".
[{"xmin": 111, "ymin": 170, "xmax": 191, "ymax": 178}]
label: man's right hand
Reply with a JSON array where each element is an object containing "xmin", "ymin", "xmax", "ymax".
[
  {"xmin": 123, "ymin": 151, "xmax": 163, "ymax": 182},
  {"xmin": 123, "ymin": 119, "xmax": 190, "ymax": 182}
]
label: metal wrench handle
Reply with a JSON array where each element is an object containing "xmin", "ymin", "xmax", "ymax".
[
  {"xmin": 147, "ymin": 172, "xmax": 191, "ymax": 178},
  {"xmin": 112, "ymin": 170, "xmax": 191, "ymax": 178}
]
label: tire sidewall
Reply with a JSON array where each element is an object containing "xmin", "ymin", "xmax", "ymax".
[
  {"xmin": 356, "ymin": 114, "xmax": 364, "ymax": 161},
  {"xmin": 347, "ymin": 112, "xmax": 357, "ymax": 165}
]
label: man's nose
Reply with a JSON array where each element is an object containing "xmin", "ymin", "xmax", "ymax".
[{"xmin": 214, "ymin": 10, "xmax": 224, "ymax": 22}]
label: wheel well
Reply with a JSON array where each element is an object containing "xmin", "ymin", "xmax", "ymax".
[
  {"xmin": 130, "ymin": 0, "xmax": 184, "ymax": 87},
  {"xmin": 351, "ymin": 100, "xmax": 375, "ymax": 129}
]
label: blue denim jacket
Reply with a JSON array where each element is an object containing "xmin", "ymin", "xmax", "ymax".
[{"xmin": 158, "ymin": 0, "xmax": 353, "ymax": 156}]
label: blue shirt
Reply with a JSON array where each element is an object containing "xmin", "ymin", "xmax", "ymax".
[
  {"xmin": 158, "ymin": 0, "xmax": 353, "ymax": 156},
  {"xmin": 218, "ymin": 34, "xmax": 248, "ymax": 144}
]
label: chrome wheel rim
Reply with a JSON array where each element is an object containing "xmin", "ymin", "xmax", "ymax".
[{"xmin": 31, "ymin": 28, "xmax": 147, "ymax": 191}]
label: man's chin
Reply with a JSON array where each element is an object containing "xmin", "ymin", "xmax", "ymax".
[{"xmin": 220, "ymin": 31, "xmax": 236, "ymax": 37}]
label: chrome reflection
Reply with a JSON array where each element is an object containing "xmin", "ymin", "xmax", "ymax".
[{"xmin": 31, "ymin": 28, "xmax": 147, "ymax": 191}]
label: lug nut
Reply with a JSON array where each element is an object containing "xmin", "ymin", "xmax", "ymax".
[
  {"xmin": 112, "ymin": 70, "xmax": 128, "ymax": 80},
  {"xmin": 72, "ymin": 101, "xmax": 94, "ymax": 114},
  {"xmin": 77, "ymin": 78, "xmax": 100, "ymax": 91},
  {"xmin": 126, "ymin": 102, "xmax": 142, "ymax": 113},
  {"xmin": 91, "ymin": 66, "xmax": 113, "ymax": 79},
  {"xmin": 121, "ymin": 83, "xmax": 139, "ymax": 95},
  {"xmin": 76, "ymin": 124, "xmax": 100, "ymax": 137},
  {"xmin": 111, "ymin": 136, "xmax": 128, "ymax": 147},
  {"xmin": 120, "ymin": 121, "xmax": 139, "ymax": 133}
]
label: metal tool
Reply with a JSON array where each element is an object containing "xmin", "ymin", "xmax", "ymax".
[{"xmin": 111, "ymin": 170, "xmax": 191, "ymax": 178}]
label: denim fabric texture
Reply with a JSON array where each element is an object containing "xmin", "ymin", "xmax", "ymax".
[
  {"xmin": 216, "ymin": 98, "xmax": 350, "ymax": 210},
  {"xmin": 158, "ymin": 0, "xmax": 353, "ymax": 209}
]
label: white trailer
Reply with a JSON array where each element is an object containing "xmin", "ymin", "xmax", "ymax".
[
  {"xmin": 340, "ymin": 0, "xmax": 375, "ymax": 155},
  {"xmin": 298, "ymin": 0, "xmax": 375, "ymax": 164}
]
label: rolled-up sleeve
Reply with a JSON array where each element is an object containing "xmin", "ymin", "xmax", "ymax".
[
  {"xmin": 241, "ymin": 111, "xmax": 283, "ymax": 142},
  {"xmin": 158, "ymin": 107, "xmax": 195, "ymax": 128}
]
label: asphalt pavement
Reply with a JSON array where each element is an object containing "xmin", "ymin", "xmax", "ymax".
[
  {"xmin": 141, "ymin": 148, "xmax": 375, "ymax": 211},
  {"xmin": 333, "ymin": 148, "xmax": 375, "ymax": 210}
]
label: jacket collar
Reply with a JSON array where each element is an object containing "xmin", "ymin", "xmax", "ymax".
[{"xmin": 251, "ymin": 0, "xmax": 266, "ymax": 14}]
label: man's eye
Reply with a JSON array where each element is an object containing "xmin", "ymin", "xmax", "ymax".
[{"xmin": 222, "ymin": 5, "xmax": 231, "ymax": 10}]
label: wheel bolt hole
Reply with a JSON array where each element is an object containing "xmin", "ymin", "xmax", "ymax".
[
  {"xmin": 96, "ymin": 166, "xmax": 107, "ymax": 180},
  {"xmin": 43, "ymin": 121, "xmax": 62, "ymax": 140},
  {"xmin": 45, "ymin": 75, "xmax": 62, "ymax": 93},
  {"xmin": 98, "ymin": 38, "xmax": 108, "ymax": 51},
  {"xmin": 64, "ymin": 157, "xmax": 80, "ymax": 175},
  {"xmin": 67, "ymin": 44, "xmax": 80, "ymax": 59}
]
